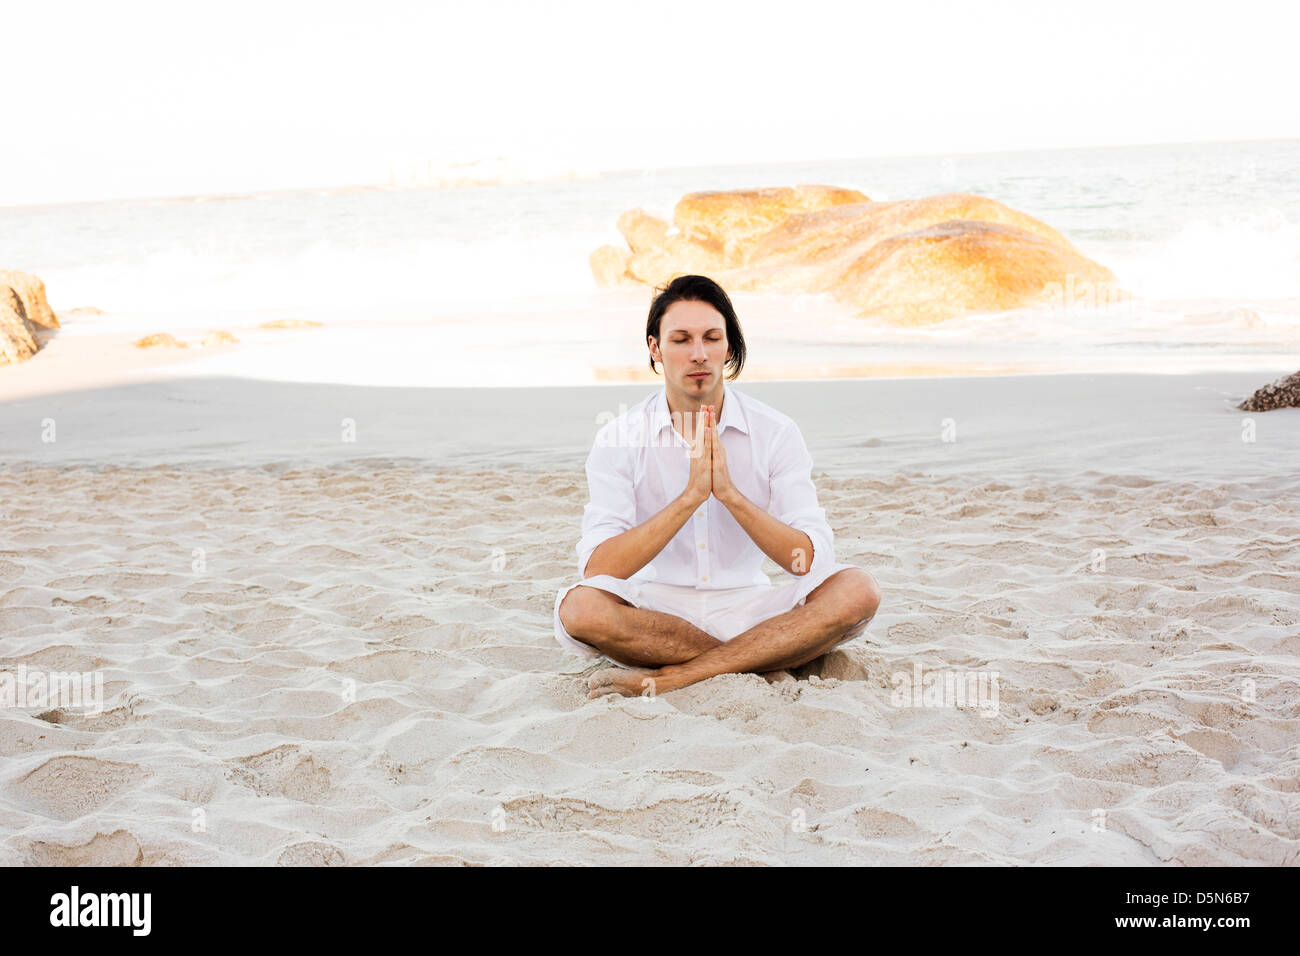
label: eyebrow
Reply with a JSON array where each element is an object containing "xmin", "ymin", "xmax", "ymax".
[{"xmin": 668, "ymin": 328, "xmax": 723, "ymax": 335}]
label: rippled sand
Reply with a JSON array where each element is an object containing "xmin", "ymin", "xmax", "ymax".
[{"xmin": 2, "ymin": 462, "xmax": 1297, "ymax": 865}]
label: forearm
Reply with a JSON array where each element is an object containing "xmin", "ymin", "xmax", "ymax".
[
  {"xmin": 719, "ymin": 490, "xmax": 814, "ymax": 576},
  {"xmin": 584, "ymin": 492, "xmax": 702, "ymax": 579}
]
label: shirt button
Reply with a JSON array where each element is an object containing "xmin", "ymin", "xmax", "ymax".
[
  {"xmin": 700, "ymin": 575, "xmax": 708, "ymax": 582},
  {"xmin": 698, "ymin": 543, "xmax": 706, "ymax": 550}
]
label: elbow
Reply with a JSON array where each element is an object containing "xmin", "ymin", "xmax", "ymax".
[{"xmin": 789, "ymin": 534, "xmax": 816, "ymax": 575}]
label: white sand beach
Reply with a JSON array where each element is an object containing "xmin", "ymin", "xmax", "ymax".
[{"xmin": 2, "ymin": 356, "xmax": 1297, "ymax": 865}]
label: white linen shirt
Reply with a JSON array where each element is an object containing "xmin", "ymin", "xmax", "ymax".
[{"xmin": 575, "ymin": 381, "xmax": 839, "ymax": 598}]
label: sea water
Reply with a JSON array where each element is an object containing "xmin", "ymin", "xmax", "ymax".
[{"xmin": 2, "ymin": 138, "xmax": 1297, "ymax": 385}]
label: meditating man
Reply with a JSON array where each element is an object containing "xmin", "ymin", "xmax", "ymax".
[{"xmin": 555, "ymin": 274, "xmax": 882, "ymax": 699}]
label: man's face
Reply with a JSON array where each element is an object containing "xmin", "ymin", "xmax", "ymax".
[{"xmin": 652, "ymin": 300, "xmax": 728, "ymax": 393}]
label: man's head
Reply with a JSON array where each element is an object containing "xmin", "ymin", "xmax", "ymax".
[{"xmin": 645, "ymin": 275, "xmax": 747, "ymax": 399}]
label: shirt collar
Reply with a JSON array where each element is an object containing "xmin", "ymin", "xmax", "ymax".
[{"xmin": 652, "ymin": 380, "xmax": 749, "ymax": 437}]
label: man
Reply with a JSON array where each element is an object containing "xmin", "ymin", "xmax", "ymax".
[{"xmin": 554, "ymin": 274, "xmax": 881, "ymax": 699}]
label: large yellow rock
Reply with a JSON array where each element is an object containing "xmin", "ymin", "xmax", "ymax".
[
  {"xmin": 0, "ymin": 270, "xmax": 59, "ymax": 330},
  {"xmin": 829, "ymin": 220, "xmax": 1120, "ymax": 326},
  {"xmin": 593, "ymin": 187, "xmax": 1123, "ymax": 324},
  {"xmin": 589, "ymin": 245, "xmax": 638, "ymax": 288},
  {"xmin": 617, "ymin": 209, "xmax": 670, "ymax": 254},
  {"xmin": 626, "ymin": 232, "xmax": 729, "ymax": 288},
  {"xmin": 1, "ymin": 287, "xmax": 40, "ymax": 366},
  {"xmin": 737, "ymin": 193, "xmax": 1072, "ymax": 289},
  {"xmin": 0, "ymin": 270, "xmax": 58, "ymax": 367},
  {"xmin": 673, "ymin": 184, "xmax": 870, "ymax": 267}
]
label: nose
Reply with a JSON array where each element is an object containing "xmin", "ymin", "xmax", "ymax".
[{"xmin": 691, "ymin": 338, "xmax": 707, "ymax": 362}]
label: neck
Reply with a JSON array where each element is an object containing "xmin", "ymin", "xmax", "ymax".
[{"xmin": 666, "ymin": 381, "xmax": 724, "ymax": 419}]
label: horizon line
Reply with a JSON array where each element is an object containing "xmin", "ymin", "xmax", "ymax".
[{"xmin": 5, "ymin": 134, "xmax": 1296, "ymax": 213}]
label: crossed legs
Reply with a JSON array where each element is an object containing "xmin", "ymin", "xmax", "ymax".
[
  {"xmin": 558, "ymin": 569, "xmax": 882, "ymax": 698},
  {"xmin": 558, "ymin": 585, "xmax": 726, "ymax": 668}
]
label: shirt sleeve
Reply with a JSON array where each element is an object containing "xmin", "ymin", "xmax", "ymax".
[
  {"xmin": 767, "ymin": 420, "xmax": 835, "ymax": 576},
  {"xmin": 574, "ymin": 426, "xmax": 638, "ymax": 577}
]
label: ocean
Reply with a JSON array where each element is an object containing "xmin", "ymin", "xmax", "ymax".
[{"xmin": 3, "ymin": 138, "xmax": 1298, "ymax": 385}]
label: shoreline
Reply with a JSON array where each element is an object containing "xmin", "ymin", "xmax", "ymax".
[
  {"xmin": 4, "ymin": 279, "xmax": 1298, "ymax": 399},
  {"xmin": 3, "ymin": 325, "xmax": 1298, "ymax": 402},
  {"xmin": 2, "ymin": 369, "xmax": 1297, "ymax": 481}
]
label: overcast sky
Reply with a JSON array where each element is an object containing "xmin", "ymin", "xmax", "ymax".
[{"xmin": 3, "ymin": 0, "xmax": 1297, "ymax": 206}]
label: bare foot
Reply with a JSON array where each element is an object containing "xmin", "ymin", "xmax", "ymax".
[
  {"xmin": 587, "ymin": 667, "xmax": 658, "ymax": 699},
  {"xmin": 761, "ymin": 669, "xmax": 796, "ymax": 685}
]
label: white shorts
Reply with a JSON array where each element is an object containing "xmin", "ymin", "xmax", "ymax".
[{"xmin": 552, "ymin": 567, "xmax": 869, "ymax": 661}]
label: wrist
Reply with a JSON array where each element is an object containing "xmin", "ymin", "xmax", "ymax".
[
  {"xmin": 680, "ymin": 490, "xmax": 707, "ymax": 511},
  {"xmin": 716, "ymin": 486, "xmax": 744, "ymax": 509}
]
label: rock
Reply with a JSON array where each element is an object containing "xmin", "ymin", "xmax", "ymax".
[
  {"xmin": 593, "ymin": 187, "xmax": 1124, "ymax": 324},
  {"xmin": 62, "ymin": 306, "xmax": 105, "ymax": 317},
  {"xmin": 1, "ymin": 287, "xmax": 40, "ymax": 366},
  {"xmin": 260, "ymin": 319, "xmax": 323, "ymax": 329},
  {"xmin": 202, "ymin": 330, "xmax": 239, "ymax": 347},
  {"xmin": 1237, "ymin": 370, "xmax": 1300, "ymax": 411},
  {"xmin": 736, "ymin": 192, "xmax": 1073, "ymax": 290},
  {"xmin": 0, "ymin": 270, "xmax": 59, "ymax": 330},
  {"xmin": 1, "ymin": 270, "xmax": 59, "ymax": 367},
  {"xmin": 626, "ymin": 231, "xmax": 729, "ymax": 287},
  {"xmin": 617, "ymin": 209, "xmax": 669, "ymax": 254},
  {"xmin": 673, "ymin": 185, "xmax": 870, "ymax": 267},
  {"xmin": 589, "ymin": 245, "xmax": 637, "ymax": 288},
  {"xmin": 133, "ymin": 333, "xmax": 187, "ymax": 348},
  {"xmin": 826, "ymin": 220, "xmax": 1120, "ymax": 326}
]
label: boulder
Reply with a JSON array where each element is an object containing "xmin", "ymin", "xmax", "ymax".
[
  {"xmin": 0, "ymin": 270, "xmax": 59, "ymax": 330},
  {"xmin": 0, "ymin": 270, "xmax": 58, "ymax": 367},
  {"xmin": 1238, "ymin": 371, "xmax": 1300, "ymax": 411},
  {"xmin": 202, "ymin": 330, "xmax": 240, "ymax": 347},
  {"xmin": 1, "ymin": 287, "xmax": 40, "ymax": 366},
  {"xmin": 589, "ymin": 245, "xmax": 637, "ymax": 288},
  {"xmin": 826, "ymin": 220, "xmax": 1120, "ymax": 326},
  {"xmin": 673, "ymin": 185, "xmax": 870, "ymax": 266},
  {"xmin": 592, "ymin": 187, "xmax": 1124, "ymax": 325},
  {"xmin": 617, "ymin": 209, "xmax": 669, "ymax": 254},
  {"xmin": 133, "ymin": 333, "xmax": 187, "ymax": 348},
  {"xmin": 626, "ymin": 232, "xmax": 729, "ymax": 287}
]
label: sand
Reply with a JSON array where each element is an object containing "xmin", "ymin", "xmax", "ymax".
[{"xmin": 1, "ymin": 367, "xmax": 1298, "ymax": 865}]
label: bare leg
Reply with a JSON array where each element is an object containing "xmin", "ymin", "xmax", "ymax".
[
  {"xmin": 588, "ymin": 569, "xmax": 880, "ymax": 698},
  {"xmin": 559, "ymin": 585, "xmax": 724, "ymax": 668}
]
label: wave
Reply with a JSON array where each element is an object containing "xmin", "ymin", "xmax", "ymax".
[
  {"xmin": 40, "ymin": 233, "xmax": 599, "ymax": 314},
  {"xmin": 1095, "ymin": 209, "xmax": 1300, "ymax": 300}
]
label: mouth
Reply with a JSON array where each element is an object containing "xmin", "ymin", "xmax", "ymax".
[{"xmin": 687, "ymin": 371, "xmax": 709, "ymax": 380}]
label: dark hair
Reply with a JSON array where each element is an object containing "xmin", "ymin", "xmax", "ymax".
[{"xmin": 645, "ymin": 274, "xmax": 747, "ymax": 381}]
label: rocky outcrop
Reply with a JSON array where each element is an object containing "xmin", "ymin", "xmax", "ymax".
[
  {"xmin": 671, "ymin": 185, "xmax": 870, "ymax": 267},
  {"xmin": 0, "ymin": 271, "xmax": 59, "ymax": 330},
  {"xmin": 825, "ymin": 220, "xmax": 1120, "ymax": 327},
  {"xmin": 593, "ymin": 187, "xmax": 1123, "ymax": 325},
  {"xmin": 133, "ymin": 333, "xmax": 187, "ymax": 348},
  {"xmin": 1238, "ymin": 371, "xmax": 1300, "ymax": 411},
  {"xmin": 0, "ymin": 270, "xmax": 59, "ymax": 367},
  {"xmin": 1, "ymin": 288, "xmax": 39, "ymax": 365},
  {"xmin": 202, "ymin": 330, "xmax": 239, "ymax": 346}
]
